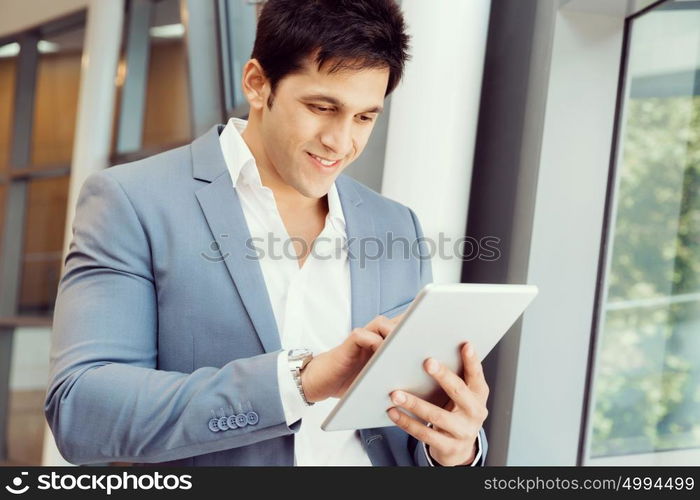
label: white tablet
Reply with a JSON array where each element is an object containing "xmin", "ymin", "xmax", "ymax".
[{"xmin": 321, "ymin": 283, "xmax": 538, "ymax": 431}]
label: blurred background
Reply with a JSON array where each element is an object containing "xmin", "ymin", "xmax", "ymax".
[{"xmin": 0, "ymin": 0, "xmax": 697, "ymax": 466}]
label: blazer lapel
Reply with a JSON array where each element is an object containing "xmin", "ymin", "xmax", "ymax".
[
  {"xmin": 335, "ymin": 175, "xmax": 381, "ymax": 329},
  {"xmin": 189, "ymin": 127, "xmax": 381, "ymax": 352},
  {"xmin": 192, "ymin": 126, "xmax": 281, "ymax": 353},
  {"xmin": 336, "ymin": 176, "xmax": 388, "ymax": 463}
]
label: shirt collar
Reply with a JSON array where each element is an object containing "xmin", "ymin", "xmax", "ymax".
[
  {"xmin": 218, "ymin": 117, "xmax": 346, "ymax": 237},
  {"xmin": 326, "ymin": 182, "xmax": 346, "ymax": 236},
  {"xmin": 219, "ymin": 117, "xmax": 259, "ymax": 188}
]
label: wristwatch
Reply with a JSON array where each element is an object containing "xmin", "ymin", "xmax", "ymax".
[{"xmin": 288, "ymin": 348, "xmax": 314, "ymax": 406}]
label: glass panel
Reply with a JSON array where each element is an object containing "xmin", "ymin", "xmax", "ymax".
[
  {"xmin": 222, "ymin": 0, "xmax": 258, "ymax": 115},
  {"xmin": 0, "ymin": 47, "xmax": 17, "ymax": 172},
  {"xmin": 142, "ymin": 0, "xmax": 191, "ymax": 150},
  {"xmin": 588, "ymin": 1, "xmax": 700, "ymax": 459},
  {"xmin": 30, "ymin": 26, "xmax": 85, "ymax": 168},
  {"xmin": 18, "ymin": 176, "xmax": 70, "ymax": 316},
  {"xmin": 0, "ymin": 184, "xmax": 6, "ymax": 244}
]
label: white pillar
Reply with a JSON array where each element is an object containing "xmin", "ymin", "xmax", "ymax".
[
  {"xmin": 60, "ymin": 0, "xmax": 124, "ymax": 262},
  {"xmin": 381, "ymin": 0, "xmax": 491, "ymax": 284},
  {"xmin": 45, "ymin": 0, "xmax": 124, "ymax": 466}
]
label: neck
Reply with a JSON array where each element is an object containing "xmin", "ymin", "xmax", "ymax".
[{"xmin": 240, "ymin": 116, "xmax": 324, "ymax": 213}]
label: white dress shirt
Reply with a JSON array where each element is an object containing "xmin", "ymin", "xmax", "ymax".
[{"xmin": 219, "ymin": 118, "xmax": 481, "ymax": 466}]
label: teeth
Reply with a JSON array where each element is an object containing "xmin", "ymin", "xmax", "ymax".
[{"xmin": 311, "ymin": 153, "xmax": 337, "ymax": 166}]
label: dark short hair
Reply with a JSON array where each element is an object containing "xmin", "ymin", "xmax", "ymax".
[{"xmin": 251, "ymin": 0, "xmax": 410, "ymax": 105}]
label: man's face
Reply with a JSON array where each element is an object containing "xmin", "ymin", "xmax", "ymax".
[{"xmin": 256, "ymin": 58, "xmax": 389, "ymax": 199}]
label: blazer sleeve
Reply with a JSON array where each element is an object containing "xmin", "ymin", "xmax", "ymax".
[
  {"xmin": 406, "ymin": 207, "xmax": 489, "ymax": 467},
  {"xmin": 44, "ymin": 170, "xmax": 297, "ymax": 465}
]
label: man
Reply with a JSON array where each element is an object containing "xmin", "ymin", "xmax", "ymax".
[{"xmin": 45, "ymin": 0, "xmax": 489, "ymax": 466}]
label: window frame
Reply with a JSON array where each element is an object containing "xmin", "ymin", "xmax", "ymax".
[
  {"xmin": 581, "ymin": 0, "xmax": 700, "ymax": 465},
  {"xmin": 110, "ymin": 0, "xmax": 228, "ymax": 165},
  {"xmin": 461, "ymin": 0, "xmax": 695, "ymax": 466}
]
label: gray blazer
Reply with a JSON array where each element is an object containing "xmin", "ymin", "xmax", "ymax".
[{"xmin": 44, "ymin": 125, "xmax": 488, "ymax": 466}]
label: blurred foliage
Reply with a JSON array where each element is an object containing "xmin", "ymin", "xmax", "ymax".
[{"xmin": 591, "ymin": 95, "xmax": 700, "ymax": 457}]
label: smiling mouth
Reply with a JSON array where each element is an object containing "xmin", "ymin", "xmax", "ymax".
[{"xmin": 307, "ymin": 152, "xmax": 341, "ymax": 168}]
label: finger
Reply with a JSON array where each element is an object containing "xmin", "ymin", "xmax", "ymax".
[
  {"xmin": 424, "ymin": 358, "xmax": 483, "ymax": 418},
  {"xmin": 348, "ymin": 327, "xmax": 384, "ymax": 352},
  {"xmin": 387, "ymin": 407, "xmax": 455, "ymax": 452},
  {"xmin": 365, "ymin": 315, "xmax": 398, "ymax": 339},
  {"xmin": 462, "ymin": 342, "xmax": 489, "ymax": 404},
  {"xmin": 390, "ymin": 390, "xmax": 470, "ymax": 439},
  {"xmin": 388, "ymin": 312, "xmax": 405, "ymax": 325}
]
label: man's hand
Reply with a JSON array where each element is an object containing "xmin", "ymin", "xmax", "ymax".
[
  {"xmin": 300, "ymin": 314, "xmax": 404, "ymax": 403},
  {"xmin": 386, "ymin": 342, "xmax": 489, "ymax": 466}
]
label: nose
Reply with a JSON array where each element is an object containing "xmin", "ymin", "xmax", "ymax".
[{"xmin": 319, "ymin": 118, "xmax": 353, "ymax": 158}]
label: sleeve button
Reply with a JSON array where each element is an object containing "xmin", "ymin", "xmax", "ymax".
[
  {"xmin": 208, "ymin": 418, "xmax": 220, "ymax": 432},
  {"xmin": 227, "ymin": 415, "xmax": 238, "ymax": 430},
  {"xmin": 217, "ymin": 416, "xmax": 230, "ymax": 431},
  {"xmin": 235, "ymin": 413, "xmax": 248, "ymax": 427}
]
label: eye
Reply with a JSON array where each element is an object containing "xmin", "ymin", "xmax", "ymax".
[
  {"xmin": 309, "ymin": 104, "xmax": 332, "ymax": 113},
  {"xmin": 358, "ymin": 115, "xmax": 374, "ymax": 123}
]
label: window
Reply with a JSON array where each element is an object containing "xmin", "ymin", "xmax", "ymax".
[
  {"xmin": 15, "ymin": 22, "xmax": 84, "ymax": 318},
  {"xmin": 0, "ymin": 43, "xmax": 17, "ymax": 246},
  {"xmin": 114, "ymin": 0, "xmax": 192, "ymax": 156},
  {"xmin": 588, "ymin": 0, "xmax": 700, "ymax": 460},
  {"xmin": 0, "ymin": 184, "xmax": 6, "ymax": 245},
  {"xmin": 0, "ymin": 14, "xmax": 86, "ymax": 466},
  {"xmin": 141, "ymin": 0, "xmax": 191, "ymax": 149},
  {"xmin": 30, "ymin": 28, "xmax": 84, "ymax": 168},
  {"xmin": 0, "ymin": 47, "xmax": 16, "ymax": 173},
  {"xmin": 18, "ymin": 176, "xmax": 70, "ymax": 316},
  {"xmin": 219, "ymin": 0, "xmax": 259, "ymax": 116}
]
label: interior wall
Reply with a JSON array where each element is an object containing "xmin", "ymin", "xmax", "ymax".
[
  {"xmin": 509, "ymin": 8, "xmax": 625, "ymax": 465},
  {"xmin": 463, "ymin": 0, "xmax": 559, "ymax": 465}
]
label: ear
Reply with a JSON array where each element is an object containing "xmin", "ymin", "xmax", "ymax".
[{"xmin": 241, "ymin": 59, "xmax": 270, "ymax": 111}]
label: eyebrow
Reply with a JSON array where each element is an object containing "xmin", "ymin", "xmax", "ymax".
[{"xmin": 300, "ymin": 94, "xmax": 384, "ymax": 114}]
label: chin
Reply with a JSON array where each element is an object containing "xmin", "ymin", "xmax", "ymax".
[
  {"xmin": 284, "ymin": 170, "xmax": 325, "ymax": 196},
  {"xmin": 301, "ymin": 185, "xmax": 331, "ymax": 199},
  {"xmin": 296, "ymin": 178, "xmax": 333, "ymax": 199}
]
